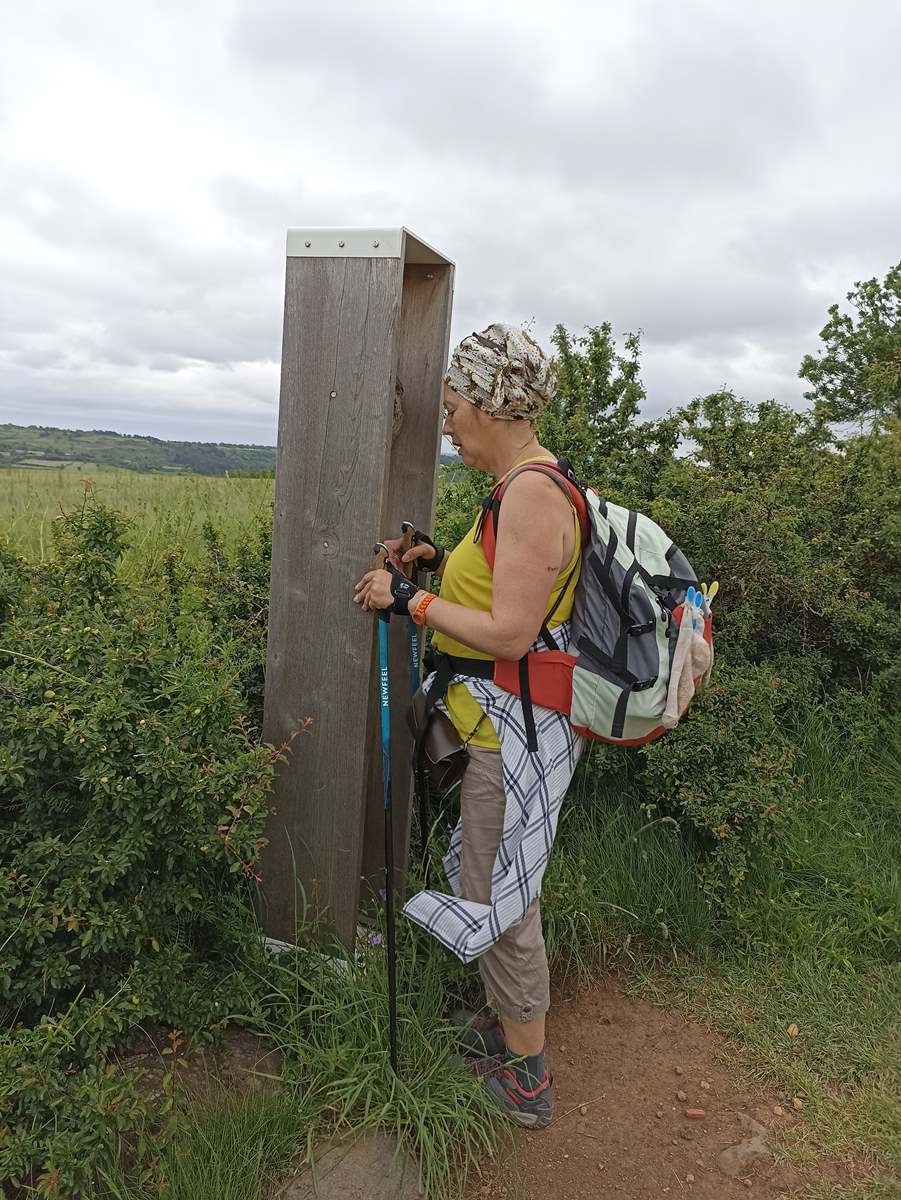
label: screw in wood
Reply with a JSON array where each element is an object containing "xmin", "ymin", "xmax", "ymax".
[{"xmin": 304, "ymin": 240, "xmax": 311, "ymax": 247}]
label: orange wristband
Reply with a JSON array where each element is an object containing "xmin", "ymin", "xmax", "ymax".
[{"xmin": 411, "ymin": 591, "xmax": 437, "ymax": 627}]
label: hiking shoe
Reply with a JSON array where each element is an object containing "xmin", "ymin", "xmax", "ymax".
[
  {"xmin": 483, "ymin": 1063, "xmax": 555, "ymax": 1130},
  {"xmin": 465, "ymin": 1052, "xmax": 504, "ymax": 1078},
  {"xmin": 450, "ymin": 1010, "xmax": 506, "ymax": 1059}
]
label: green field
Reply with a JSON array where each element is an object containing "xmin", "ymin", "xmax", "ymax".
[{"xmin": 0, "ymin": 466, "xmax": 274, "ymax": 569}]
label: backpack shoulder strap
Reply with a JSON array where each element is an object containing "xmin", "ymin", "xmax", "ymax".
[
  {"xmin": 473, "ymin": 460, "xmax": 591, "ymax": 749},
  {"xmin": 476, "ymin": 459, "xmax": 590, "ymax": 570}
]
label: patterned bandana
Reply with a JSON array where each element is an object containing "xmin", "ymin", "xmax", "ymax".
[{"xmin": 444, "ymin": 323, "xmax": 556, "ymax": 420}]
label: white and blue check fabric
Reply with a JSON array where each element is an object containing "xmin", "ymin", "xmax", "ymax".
[{"xmin": 403, "ymin": 622, "xmax": 584, "ymax": 963}]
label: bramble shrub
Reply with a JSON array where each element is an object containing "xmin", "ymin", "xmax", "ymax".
[
  {"xmin": 639, "ymin": 662, "xmax": 798, "ymax": 902},
  {"xmin": 0, "ymin": 490, "xmax": 281, "ymax": 1192},
  {"xmin": 650, "ymin": 394, "xmax": 901, "ymax": 683},
  {"xmin": 158, "ymin": 513, "xmax": 274, "ymax": 733},
  {"xmin": 1, "ymin": 997, "xmax": 157, "ymax": 1198}
]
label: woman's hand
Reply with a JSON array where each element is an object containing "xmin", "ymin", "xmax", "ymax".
[
  {"xmin": 353, "ymin": 528, "xmax": 439, "ymax": 614},
  {"xmin": 351, "ymin": 536, "xmax": 413, "ymax": 613},
  {"xmin": 378, "ymin": 536, "xmax": 407, "ymax": 573},
  {"xmin": 354, "ymin": 563, "xmax": 423, "ymax": 614},
  {"xmin": 401, "ymin": 540, "xmax": 446, "ymax": 573},
  {"xmin": 353, "ymin": 566, "xmax": 396, "ymax": 612},
  {"xmin": 381, "ymin": 535, "xmax": 445, "ymax": 576}
]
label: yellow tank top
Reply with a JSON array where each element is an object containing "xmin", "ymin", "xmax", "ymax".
[{"xmin": 431, "ymin": 457, "xmax": 581, "ymax": 749}]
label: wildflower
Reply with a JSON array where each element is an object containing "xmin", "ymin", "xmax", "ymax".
[{"xmin": 369, "ymin": 934, "xmax": 383, "ymax": 947}]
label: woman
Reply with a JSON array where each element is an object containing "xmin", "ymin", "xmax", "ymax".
[{"xmin": 353, "ymin": 324, "xmax": 584, "ymax": 1128}]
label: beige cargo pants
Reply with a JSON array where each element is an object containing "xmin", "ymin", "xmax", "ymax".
[{"xmin": 459, "ymin": 744, "xmax": 550, "ymax": 1023}]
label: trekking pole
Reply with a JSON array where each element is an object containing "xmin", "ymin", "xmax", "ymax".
[
  {"xmin": 372, "ymin": 542, "xmax": 399, "ymax": 1075},
  {"xmin": 400, "ymin": 522, "xmax": 421, "ymax": 693},
  {"xmin": 400, "ymin": 521, "xmax": 430, "ymax": 868}
]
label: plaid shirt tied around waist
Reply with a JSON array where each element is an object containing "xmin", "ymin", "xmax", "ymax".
[{"xmin": 402, "ymin": 621, "xmax": 584, "ymax": 963}]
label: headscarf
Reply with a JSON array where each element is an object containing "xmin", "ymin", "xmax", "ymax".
[{"xmin": 444, "ymin": 323, "xmax": 556, "ymax": 420}]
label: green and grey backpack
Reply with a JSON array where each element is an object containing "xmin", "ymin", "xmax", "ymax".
[{"xmin": 477, "ymin": 458, "xmax": 714, "ymax": 748}]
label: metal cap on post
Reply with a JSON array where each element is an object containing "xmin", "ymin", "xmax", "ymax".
[
  {"xmin": 259, "ymin": 226, "xmax": 454, "ymax": 949},
  {"xmin": 286, "ymin": 227, "xmax": 452, "ymax": 265}
]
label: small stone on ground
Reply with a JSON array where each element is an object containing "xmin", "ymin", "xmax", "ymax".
[{"xmin": 278, "ymin": 1134, "xmax": 421, "ymax": 1199}]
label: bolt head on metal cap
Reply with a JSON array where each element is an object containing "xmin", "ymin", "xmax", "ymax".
[{"xmin": 286, "ymin": 227, "xmax": 453, "ymax": 265}]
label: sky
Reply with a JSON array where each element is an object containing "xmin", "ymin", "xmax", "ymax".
[{"xmin": 0, "ymin": 0, "xmax": 898, "ymax": 446}]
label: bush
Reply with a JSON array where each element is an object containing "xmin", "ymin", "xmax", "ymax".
[
  {"xmin": 0, "ymin": 491, "xmax": 281, "ymax": 1192},
  {"xmin": 434, "ymin": 463, "xmax": 492, "ymax": 550},
  {"xmin": 651, "ymin": 394, "xmax": 901, "ymax": 683},
  {"xmin": 639, "ymin": 662, "xmax": 799, "ymax": 906},
  {"xmin": 160, "ymin": 513, "xmax": 273, "ymax": 733},
  {"xmin": 1, "ymin": 999, "xmax": 155, "ymax": 1197}
]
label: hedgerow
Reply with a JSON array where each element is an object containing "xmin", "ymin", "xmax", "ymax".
[{"xmin": 0, "ymin": 490, "xmax": 282, "ymax": 1193}]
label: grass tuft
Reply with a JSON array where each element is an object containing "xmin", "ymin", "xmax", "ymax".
[
  {"xmin": 98, "ymin": 1090, "xmax": 312, "ymax": 1200},
  {"xmin": 234, "ymin": 930, "xmax": 506, "ymax": 1200}
]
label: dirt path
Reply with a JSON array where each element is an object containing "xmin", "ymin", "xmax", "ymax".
[
  {"xmin": 121, "ymin": 980, "xmax": 861, "ymax": 1200},
  {"xmin": 468, "ymin": 978, "xmax": 851, "ymax": 1200}
]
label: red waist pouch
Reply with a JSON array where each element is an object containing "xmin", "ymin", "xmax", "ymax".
[{"xmin": 492, "ymin": 650, "xmax": 575, "ymax": 714}]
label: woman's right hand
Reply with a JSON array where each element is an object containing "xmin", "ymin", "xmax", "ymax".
[
  {"xmin": 379, "ymin": 536, "xmax": 407, "ymax": 572},
  {"xmin": 379, "ymin": 535, "xmax": 446, "ymax": 577}
]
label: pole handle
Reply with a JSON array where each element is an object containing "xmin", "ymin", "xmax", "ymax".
[
  {"xmin": 371, "ymin": 543, "xmax": 392, "ymax": 623},
  {"xmin": 400, "ymin": 522, "xmax": 416, "ymax": 579}
]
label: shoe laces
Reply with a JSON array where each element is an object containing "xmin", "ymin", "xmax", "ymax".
[{"xmin": 467, "ymin": 1053, "xmax": 505, "ymax": 1079}]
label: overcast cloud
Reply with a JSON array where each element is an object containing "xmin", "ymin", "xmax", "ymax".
[{"xmin": 1, "ymin": 0, "xmax": 898, "ymax": 443}]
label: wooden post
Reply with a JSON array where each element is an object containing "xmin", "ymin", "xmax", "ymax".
[{"xmin": 259, "ymin": 227, "xmax": 454, "ymax": 947}]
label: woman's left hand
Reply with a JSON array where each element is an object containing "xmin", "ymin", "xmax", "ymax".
[{"xmin": 353, "ymin": 567, "xmax": 396, "ymax": 612}]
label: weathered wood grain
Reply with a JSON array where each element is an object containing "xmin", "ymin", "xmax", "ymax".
[
  {"xmin": 260, "ymin": 255, "xmax": 401, "ymax": 945},
  {"xmin": 260, "ymin": 248, "xmax": 453, "ymax": 949},
  {"xmin": 359, "ymin": 262, "xmax": 454, "ymax": 897}
]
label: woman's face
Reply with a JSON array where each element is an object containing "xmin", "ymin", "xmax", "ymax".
[{"xmin": 442, "ymin": 385, "xmax": 488, "ymax": 468}]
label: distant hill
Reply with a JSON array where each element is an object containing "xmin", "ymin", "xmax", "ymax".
[
  {"xmin": 0, "ymin": 423, "xmax": 460, "ymax": 476},
  {"xmin": 0, "ymin": 424, "xmax": 276, "ymax": 476}
]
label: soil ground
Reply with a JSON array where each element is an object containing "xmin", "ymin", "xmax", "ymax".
[
  {"xmin": 121, "ymin": 979, "xmax": 870, "ymax": 1200},
  {"xmin": 465, "ymin": 978, "xmax": 858, "ymax": 1200}
]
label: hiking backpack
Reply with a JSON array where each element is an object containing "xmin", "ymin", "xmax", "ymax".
[{"xmin": 475, "ymin": 458, "xmax": 713, "ymax": 748}]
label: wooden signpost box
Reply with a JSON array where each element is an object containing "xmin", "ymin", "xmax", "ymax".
[{"xmin": 259, "ymin": 227, "xmax": 454, "ymax": 947}]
